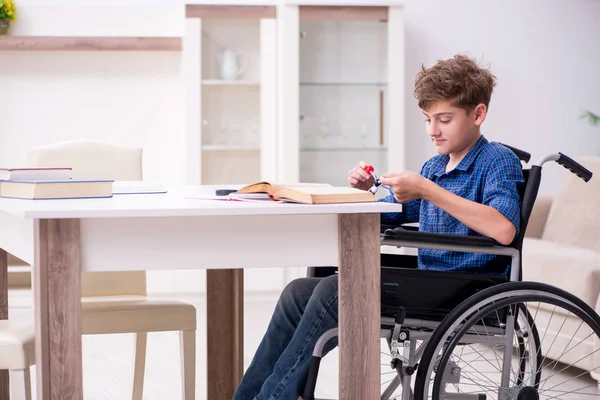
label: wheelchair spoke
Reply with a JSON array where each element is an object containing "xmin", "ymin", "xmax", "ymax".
[
  {"xmin": 540, "ymin": 384, "xmax": 600, "ymax": 399},
  {"xmin": 479, "ymin": 311, "xmax": 504, "ymax": 373},
  {"xmin": 537, "ymin": 309, "xmax": 571, "ymax": 380},
  {"xmin": 445, "ymin": 348, "xmax": 504, "ymax": 389},
  {"xmin": 539, "ymin": 358, "xmax": 600, "ymax": 396},
  {"xmin": 381, "ymin": 376, "xmax": 399, "ymax": 386},
  {"xmin": 538, "ymin": 320, "xmax": 587, "ymax": 389},
  {"xmin": 381, "ymin": 370, "xmax": 401, "ymax": 375},
  {"xmin": 448, "ymin": 380, "xmax": 501, "ymax": 396},
  {"xmin": 534, "ymin": 303, "xmax": 560, "ymax": 389},
  {"xmin": 538, "ymin": 335, "xmax": 599, "ymax": 391}
]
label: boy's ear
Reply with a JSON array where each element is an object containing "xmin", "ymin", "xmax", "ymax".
[{"xmin": 473, "ymin": 103, "xmax": 487, "ymax": 126}]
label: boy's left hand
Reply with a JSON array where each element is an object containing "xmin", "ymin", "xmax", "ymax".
[{"xmin": 380, "ymin": 171, "xmax": 429, "ymax": 203}]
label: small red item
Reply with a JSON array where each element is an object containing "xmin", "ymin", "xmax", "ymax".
[{"xmin": 364, "ymin": 165, "xmax": 374, "ymax": 174}]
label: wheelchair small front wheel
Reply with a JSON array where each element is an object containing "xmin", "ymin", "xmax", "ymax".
[{"xmin": 413, "ymin": 281, "xmax": 600, "ymax": 400}]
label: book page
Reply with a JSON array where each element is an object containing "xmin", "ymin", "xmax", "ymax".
[{"xmin": 282, "ymin": 186, "xmax": 365, "ymax": 195}]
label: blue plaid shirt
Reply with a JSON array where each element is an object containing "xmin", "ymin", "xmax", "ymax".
[{"xmin": 380, "ymin": 135, "xmax": 524, "ymax": 274}]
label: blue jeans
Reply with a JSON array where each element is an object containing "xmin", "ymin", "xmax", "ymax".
[{"xmin": 232, "ymin": 274, "xmax": 339, "ymax": 400}]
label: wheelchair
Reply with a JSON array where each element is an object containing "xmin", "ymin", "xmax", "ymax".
[{"xmin": 301, "ymin": 147, "xmax": 599, "ymax": 400}]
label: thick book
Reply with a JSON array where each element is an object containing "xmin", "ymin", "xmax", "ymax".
[
  {"xmin": 0, "ymin": 179, "xmax": 114, "ymax": 200},
  {"xmin": 0, "ymin": 167, "xmax": 72, "ymax": 181},
  {"xmin": 235, "ymin": 181, "xmax": 376, "ymax": 204}
]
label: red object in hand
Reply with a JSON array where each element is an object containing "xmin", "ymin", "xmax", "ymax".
[{"xmin": 364, "ymin": 165, "xmax": 374, "ymax": 174}]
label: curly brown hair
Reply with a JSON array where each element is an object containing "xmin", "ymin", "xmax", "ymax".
[{"xmin": 414, "ymin": 54, "xmax": 497, "ymax": 112}]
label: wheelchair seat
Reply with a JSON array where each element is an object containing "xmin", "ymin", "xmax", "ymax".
[{"xmin": 380, "ymin": 266, "xmax": 508, "ymax": 323}]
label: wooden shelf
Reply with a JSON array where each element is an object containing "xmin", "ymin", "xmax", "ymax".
[
  {"xmin": 0, "ymin": 36, "xmax": 182, "ymax": 51},
  {"xmin": 202, "ymin": 80, "xmax": 260, "ymax": 86},
  {"xmin": 186, "ymin": 5, "xmax": 276, "ymax": 19}
]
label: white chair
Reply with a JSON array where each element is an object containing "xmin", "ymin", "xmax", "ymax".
[
  {"xmin": 26, "ymin": 139, "xmax": 197, "ymax": 400},
  {"xmin": 0, "ymin": 319, "xmax": 35, "ymax": 400},
  {"xmin": 6, "ymin": 254, "xmax": 30, "ymax": 289}
]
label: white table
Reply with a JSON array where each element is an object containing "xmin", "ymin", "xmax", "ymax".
[{"xmin": 0, "ymin": 188, "xmax": 402, "ymax": 400}]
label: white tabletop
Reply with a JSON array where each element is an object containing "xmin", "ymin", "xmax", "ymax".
[{"xmin": 0, "ymin": 186, "xmax": 402, "ymax": 219}]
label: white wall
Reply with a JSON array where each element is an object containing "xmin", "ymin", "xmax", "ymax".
[
  {"xmin": 1, "ymin": 0, "xmax": 598, "ymax": 293},
  {"xmin": 0, "ymin": 5, "xmax": 185, "ymax": 185},
  {"xmin": 402, "ymin": 0, "xmax": 600, "ymax": 195}
]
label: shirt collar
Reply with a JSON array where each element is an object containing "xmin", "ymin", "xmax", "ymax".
[
  {"xmin": 455, "ymin": 135, "xmax": 488, "ymax": 172},
  {"xmin": 430, "ymin": 155, "xmax": 450, "ymax": 177},
  {"xmin": 429, "ymin": 135, "xmax": 488, "ymax": 177}
]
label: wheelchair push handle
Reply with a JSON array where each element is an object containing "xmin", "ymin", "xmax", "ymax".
[
  {"xmin": 557, "ymin": 152, "xmax": 593, "ymax": 182},
  {"xmin": 539, "ymin": 152, "xmax": 593, "ymax": 182}
]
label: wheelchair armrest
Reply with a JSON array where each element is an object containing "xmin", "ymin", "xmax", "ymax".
[
  {"xmin": 380, "ymin": 224, "xmax": 418, "ymax": 234},
  {"xmin": 382, "ymin": 226, "xmax": 497, "ymax": 248}
]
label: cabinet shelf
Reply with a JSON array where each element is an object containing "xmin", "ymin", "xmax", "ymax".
[
  {"xmin": 0, "ymin": 36, "xmax": 182, "ymax": 51},
  {"xmin": 202, "ymin": 145, "xmax": 260, "ymax": 151},
  {"xmin": 202, "ymin": 80, "xmax": 260, "ymax": 86}
]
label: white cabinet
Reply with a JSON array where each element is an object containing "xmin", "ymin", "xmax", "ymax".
[
  {"xmin": 181, "ymin": 2, "xmax": 405, "ymax": 293},
  {"xmin": 277, "ymin": 2, "xmax": 406, "ymax": 186}
]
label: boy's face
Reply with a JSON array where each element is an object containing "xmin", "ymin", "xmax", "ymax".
[{"xmin": 422, "ymin": 100, "xmax": 486, "ymax": 157}]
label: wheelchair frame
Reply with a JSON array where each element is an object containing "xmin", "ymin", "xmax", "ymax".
[{"xmin": 300, "ymin": 150, "xmax": 595, "ymax": 400}]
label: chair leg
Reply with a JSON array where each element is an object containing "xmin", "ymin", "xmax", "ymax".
[
  {"xmin": 179, "ymin": 330, "xmax": 196, "ymax": 400},
  {"xmin": 9, "ymin": 369, "xmax": 31, "ymax": 400},
  {"xmin": 132, "ymin": 332, "xmax": 148, "ymax": 400}
]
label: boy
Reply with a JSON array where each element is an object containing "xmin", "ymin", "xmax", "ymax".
[{"xmin": 232, "ymin": 54, "xmax": 524, "ymax": 400}]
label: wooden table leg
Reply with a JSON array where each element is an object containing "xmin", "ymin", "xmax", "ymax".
[
  {"xmin": 338, "ymin": 213, "xmax": 380, "ymax": 399},
  {"xmin": 0, "ymin": 248, "xmax": 9, "ymax": 399},
  {"xmin": 207, "ymin": 269, "xmax": 244, "ymax": 400},
  {"xmin": 34, "ymin": 219, "xmax": 83, "ymax": 400}
]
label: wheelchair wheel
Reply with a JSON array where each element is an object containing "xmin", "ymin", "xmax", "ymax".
[{"xmin": 414, "ymin": 281, "xmax": 600, "ymax": 400}]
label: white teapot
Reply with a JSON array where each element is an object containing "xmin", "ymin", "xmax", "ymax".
[{"xmin": 218, "ymin": 49, "xmax": 245, "ymax": 81}]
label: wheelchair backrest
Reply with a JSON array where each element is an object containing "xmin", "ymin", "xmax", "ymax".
[{"xmin": 500, "ymin": 144, "xmax": 542, "ymax": 281}]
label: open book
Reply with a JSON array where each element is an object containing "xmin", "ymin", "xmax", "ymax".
[{"xmin": 235, "ymin": 181, "xmax": 376, "ymax": 204}]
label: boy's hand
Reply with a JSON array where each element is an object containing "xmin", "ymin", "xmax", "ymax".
[
  {"xmin": 380, "ymin": 171, "xmax": 429, "ymax": 203},
  {"xmin": 348, "ymin": 161, "xmax": 375, "ymax": 191}
]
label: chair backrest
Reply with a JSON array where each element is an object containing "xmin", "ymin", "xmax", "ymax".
[
  {"xmin": 27, "ymin": 139, "xmax": 143, "ymax": 181},
  {"xmin": 27, "ymin": 140, "xmax": 147, "ymax": 297}
]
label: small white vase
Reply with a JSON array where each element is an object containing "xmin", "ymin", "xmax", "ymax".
[{"xmin": 218, "ymin": 50, "xmax": 245, "ymax": 81}]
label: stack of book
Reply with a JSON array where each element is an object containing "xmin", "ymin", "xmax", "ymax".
[{"xmin": 0, "ymin": 168, "xmax": 113, "ymax": 200}]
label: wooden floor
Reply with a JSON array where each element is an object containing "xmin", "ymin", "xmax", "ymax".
[{"xmin": 7, "ymin": 289, "xmax": 600, "ymax": 399}]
